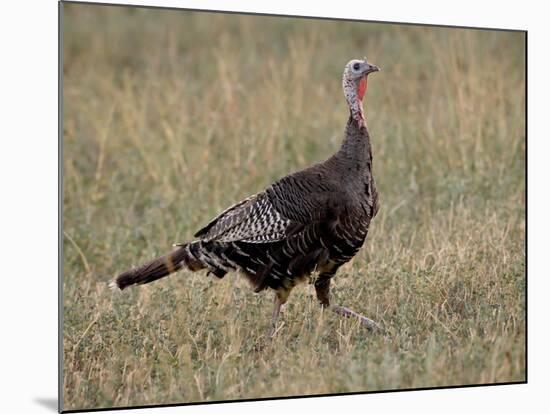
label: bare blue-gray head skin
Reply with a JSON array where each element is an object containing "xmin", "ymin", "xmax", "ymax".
[{"xmin": 342, "ymin": 58, "xmax": 380, "ymax": 126}]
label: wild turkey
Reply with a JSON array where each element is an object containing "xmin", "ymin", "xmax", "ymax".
[{"xmin": 110, "ymin": 58, "xmax": 381, "ymax": 335}]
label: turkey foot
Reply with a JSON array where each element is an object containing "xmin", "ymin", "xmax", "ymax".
[{"xmin": 332, "ymin": 305, "xmax": 382, "ymax": 332}]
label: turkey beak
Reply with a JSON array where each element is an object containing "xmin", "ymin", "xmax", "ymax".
[{"xmin": 364, "ymin": 63, "xmax": 380, "ymax": 75}]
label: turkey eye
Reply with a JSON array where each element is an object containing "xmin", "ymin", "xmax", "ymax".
[{"xmin": 353, "ymin": 63, "xmax": 360, "ymax": 70}]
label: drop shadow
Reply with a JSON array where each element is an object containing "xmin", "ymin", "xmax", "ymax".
[{"xmin": 34, "ymin": 397, "xmax": 58, "ymax": 412}]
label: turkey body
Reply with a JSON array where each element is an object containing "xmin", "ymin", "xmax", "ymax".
[{"xmin": 115, "ymin": 116, "xmax": 378, "ymax": 307}]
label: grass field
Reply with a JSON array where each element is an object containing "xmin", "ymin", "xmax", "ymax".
[{"xmin": 61, "ymin": 3, "xmax": 526, "ymax": 411}]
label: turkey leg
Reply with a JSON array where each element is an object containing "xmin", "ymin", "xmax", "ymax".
[
  {"xmin": 315, "ymin": 275, "xmax": 381, "ymax": 332},
  {"xmin": 267, "ymin": 292, "xmax": 285, "ymax": 337}
]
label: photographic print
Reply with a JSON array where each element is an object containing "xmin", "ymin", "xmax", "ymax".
[{"xmin": 61, "ymin": 2, "xmax": 526, "ymax": 411}]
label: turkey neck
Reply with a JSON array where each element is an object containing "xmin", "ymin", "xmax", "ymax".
[{"xmin": 337, "ymin": 116, "xmax": 372, "ymax": 170}]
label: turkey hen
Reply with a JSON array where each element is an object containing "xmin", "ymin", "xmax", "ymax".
[{"xmin": 110, "ymin": 58, "xmax": 381, "ymax": 334}]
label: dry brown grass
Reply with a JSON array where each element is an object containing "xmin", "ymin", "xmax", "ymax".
[{"xmin": 62, "ymin": 3, "xmax": 525, "ymax": 411}]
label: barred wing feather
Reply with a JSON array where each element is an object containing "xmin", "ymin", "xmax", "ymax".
[{"xmin": 193, "ymin": 192, "xmax": 293, "ymax": 243}]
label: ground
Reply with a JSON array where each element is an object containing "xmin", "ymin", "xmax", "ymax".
[{"xmin": 62, "ymin": 4, "xmax": 525, "ymax": 411}]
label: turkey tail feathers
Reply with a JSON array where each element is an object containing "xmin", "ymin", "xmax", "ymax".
[{"xmin": 109, "ymin": 245, "xmax": 197, "ymax": 290}]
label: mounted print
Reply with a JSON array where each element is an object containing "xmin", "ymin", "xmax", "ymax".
[{"xmin": 60, "ymin": 1, "xmax": 526, "ymax": 412}]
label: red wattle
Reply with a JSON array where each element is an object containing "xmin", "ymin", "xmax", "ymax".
[{"xmin": 358, "ymin": 76, "xmax": 368, "ymax": 101}]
